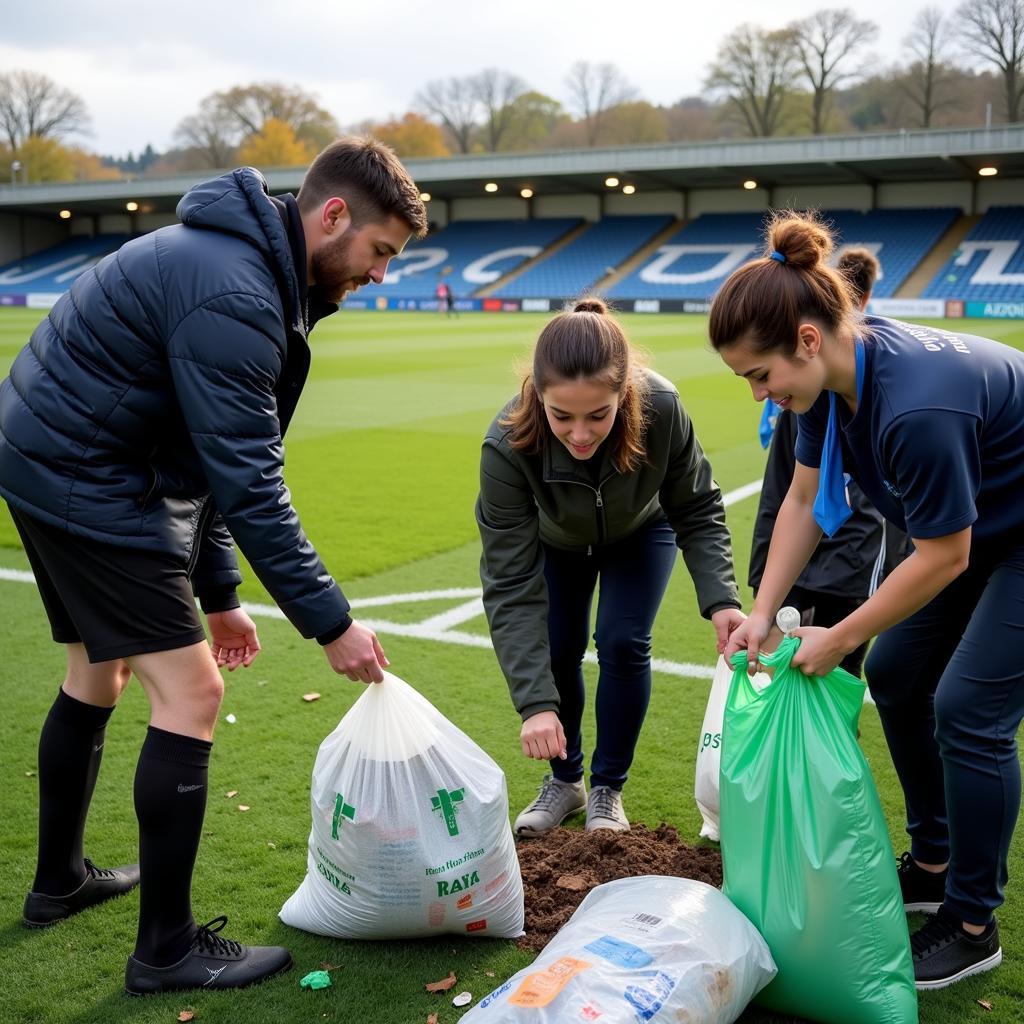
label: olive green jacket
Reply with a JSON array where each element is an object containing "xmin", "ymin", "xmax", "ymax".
[{"xmin": 476, "ymin": 370, "xmax": 739, "ymax": 720}]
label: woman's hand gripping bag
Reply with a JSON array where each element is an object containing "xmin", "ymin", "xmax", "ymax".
[
  {"xmin": 719, "ymin": 637, "xmax": 917, "ymax": 1024},
  {"xmin": 461, "ymin": 876, "xmax": 776, "ymax": 1024},
  {"xmin": 279, "ymin": 671, "xmax": 524, "ymax": 939}
]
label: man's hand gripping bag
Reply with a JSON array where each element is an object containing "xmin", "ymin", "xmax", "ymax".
[
  {"xmin": 720, "ymin": 637, "xmax": 917, "ymax": 1024},
  {"xmin": 279, "ymin": 672, "xmax": 524, "ymax": 939}
]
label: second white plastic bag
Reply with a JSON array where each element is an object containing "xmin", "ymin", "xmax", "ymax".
[
  {"xmin": 695, "ymin": 656, "xmax": 769, "ymax": 841},
  {"xmin": 279, "ymin": 672, "xmax": 524, "ymax": 940},
  {"xmin": 462, "ymin": 876, "xmax": 776, "ymax": 1024}
]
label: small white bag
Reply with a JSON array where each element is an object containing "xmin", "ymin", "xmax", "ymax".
[
  {"xmin": 695, "ymin": 656, "xmax": 769, "ymax": 841},
  {"xmin": 279, "ymin": 672, "xmax": 524, "ymax": 940},
  {"xmin": 462, "ymin": 876, "xmax": 776, "ymax": 1024}
]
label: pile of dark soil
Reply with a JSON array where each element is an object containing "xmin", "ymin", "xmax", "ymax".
[{"xmin": 515, "ymin": 823, "xmax": 723, "ymax": 951}]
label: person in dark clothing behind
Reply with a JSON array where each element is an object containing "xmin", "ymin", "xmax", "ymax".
[
  {"xmin": 0, "ymin": 137, "xmax": 427, "ymax": 994},
  {"xmin": 748, "ymin": 246, "xmax": 908, "ymax": 676}
]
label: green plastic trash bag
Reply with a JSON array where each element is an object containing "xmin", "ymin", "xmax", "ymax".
[{"xmin": 720, "ymin": 636, "xmax": 917, "ymax": 1024}]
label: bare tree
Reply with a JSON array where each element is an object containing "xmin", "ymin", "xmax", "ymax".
[
  {"xmin": 0, "ymin": 70, "xmax": 89, "ymax": 151},
  {"xmin": 470, "ymin": 68, "xmax": 528, "ymax": 151},
  {"xmin": 705, "ymin": 25, "xmax": 799, "ymax": 137},
  {"xmin": 790, "ymin": 8, "xmax": 879, "ymax": 134},
  {"xmin": 956, "ymin": 0, "xmax": 1024, "ymax": 122},
  {"xmin": 564, "ymin": 61, "xmax": 636, "ymax": 145},
  {"xmin": 174, "ymin": 97, "xmax": 243, "ymax": 168},
  {"xmin": 213, "ymin": 82, "xmax": 339, "ymax": 150},
  {"xmin": 173, "ymin": 82, "xmax": 339, "ymax": 169},
  {"xmin": 900, "ymin": 7, "xmax": 960, "ymax": 127},
  {"xmin": 415, "ymin": 77, "xmax": 480, "ymax": 153}
]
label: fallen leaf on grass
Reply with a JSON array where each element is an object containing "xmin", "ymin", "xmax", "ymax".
[
  {"xmin": 485, "ymin": 971, "xmax": 495, "ymax": 977},
  {"xmin": 237, "ymin": 805, "xmax": 250, "ymax": 812},
  {"xmin": 319, "ymin": 962, "xmax": 343, "ymax": 972},
  {"xmin": 427, "ymin": 1015, "xmax": 438, "ymax": 1024},
  {"xmin": 425, "ymin": 971, "xmax": 457, "ymax": 993},
  {"xmin": 177, "ymin": 1011, "xmax": 195, "ymax": 1022},
  {"xmin": 25, "ymin": 771, "xmax": 36, "ymax": 777},
  {"xmin": 555, "ymin": 873, "xmax": 588, "ymax": 891},
  {"xmin": 225, "ymin": 790, "xmax": 238, "ymax": 798},
  {"xmin": 978, "ymin": 1000, "xmax": 993, "ymax": 1011},
  {"xmin": 302, "ymin": 692, "xmax": 322, "ymax": 702},
  {"xmin": 267, "ymin": 842, "xmax": 276, "ymax": 849}
]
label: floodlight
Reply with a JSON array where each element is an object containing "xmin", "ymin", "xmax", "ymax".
[
  {"xmin": 59, "ymin": 209, "xmax": 72, "ymax": 219},
  {"xmin": 484, "ymin": 182, "xmax": 499, "ymax": 192},
  {"xmin": 743, "ymin": 180, "xmax": 758, "ymax": 190},
  {"xmin": 520, "ymin": 187, "xmax": 533, "ymax": 198},
  {"xmin": 126, "ymin": 201, "xmax": 139, "ymax": 212},
  {"xmin": 978, "ymin": 166, "xmax": 998, "ymax": 177},
  {"xmin": 419, "ymin": 192, "xmax": 432, "ymax": 201},
  {"xmin": 604, "ymin": 176, "xmax": 619, "ymax": 187},
  {"xmin": 622, "ymin": 184, "xmax": 636, "ymax": 195}
]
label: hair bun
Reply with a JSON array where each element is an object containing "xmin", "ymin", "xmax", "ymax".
[
  {"xmin": 573, "ymin": 298, "xmax": 607, "ymax": 314},
  {"xmin": 766, "ymin": 211, "xmax": 834, "ymax": 270}
]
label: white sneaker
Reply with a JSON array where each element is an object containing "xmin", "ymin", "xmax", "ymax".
[
  {"xmin": 514, "ymin": 775, "xmax": 586, "ymax": 837},
  {"xmin": 585, "ymin": 786, "xmax": 629, "ymax": 831}
]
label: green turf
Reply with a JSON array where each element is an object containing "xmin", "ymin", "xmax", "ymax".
[{"xmin": 0, "ymin": 309, "xmax": 1022, "ymax": 1023}]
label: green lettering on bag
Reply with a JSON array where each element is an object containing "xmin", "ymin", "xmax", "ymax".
[
  {"xmin": 436, "ymin": 870, "xmax": 480, "ymax": 898},
  {"xmin": 430, "ymin": 787, "xmax": 465, "ymax": 836},
  {"xmin": 331, "ymin": 793, "xmax": 355, "ymax": 838}
]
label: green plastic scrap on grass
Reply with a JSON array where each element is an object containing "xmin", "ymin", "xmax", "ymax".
[{"xmin": 300, "ymin": 970, "xmax": 332, "ymax": 990}]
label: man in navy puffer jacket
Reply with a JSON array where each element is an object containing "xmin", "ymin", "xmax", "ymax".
[{"xmin": 0, "ymin": 136, "xmax": 426, "ymax": 994}]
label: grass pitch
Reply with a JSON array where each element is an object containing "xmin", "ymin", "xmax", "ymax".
[{"xmin": 0, "ymin": 308, "xmax": 1022, "ymax": 1023}]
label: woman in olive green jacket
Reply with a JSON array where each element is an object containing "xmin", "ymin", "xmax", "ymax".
[{"xmin": 476, "ymin": 298, "xmax": 743, "ymax": 836}]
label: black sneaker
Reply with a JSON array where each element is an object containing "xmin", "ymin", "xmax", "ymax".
[
  {"xmin": 124, "ymin": 915, "xmax": 292, "ymax": 996},
  {"xmin": 911, "ymin": 905, "xmax": 1002, "ymax": 990},
  {"xmin": 897, "ymin": 851, "xmax": 947, "ymax": 914},
  {"xmin": 23, "ymin": 859, "xmax": 141, "ymax": 928}
]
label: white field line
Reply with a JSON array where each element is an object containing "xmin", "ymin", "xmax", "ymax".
[{"xmin": 1, "ymin": 480, "xmax": 772, "ymax": 687}]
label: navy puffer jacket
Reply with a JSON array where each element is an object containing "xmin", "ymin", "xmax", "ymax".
[{"xmin": 0, "ymin": 168, "xmax": 350, "ymax": 639}]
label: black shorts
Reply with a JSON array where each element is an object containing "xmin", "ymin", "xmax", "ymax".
[{"xmin": 9, "ymin": 506, "xmax": 207, "ymax": 664}]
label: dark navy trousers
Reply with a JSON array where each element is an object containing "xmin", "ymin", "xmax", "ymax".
[
  {"xmin": 543, "ymin": 516, "xmax": 677, "ymax": 791},
  {"xmin": 865, "ymin": 535, "xmax": 1024, "ymax": 924}
]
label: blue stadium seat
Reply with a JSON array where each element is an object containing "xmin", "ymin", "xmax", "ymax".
[
  {"xmin": 922, "ymin": 206, "xmax": 1024, "ymax": 303},
  {"xmin": 606, "ymin": 208, "xmax": 960, "ymax": 301},
  {"xmin": 362, "ymin": 218, "xmax": 580, "ymax": 300},
  {"xmin": 0, "ymin": 235, "xmax": 131, "ymax": 296},
  {"xmin": 492, "ymin": 215, "xmax": 674, "ymax": 299}
]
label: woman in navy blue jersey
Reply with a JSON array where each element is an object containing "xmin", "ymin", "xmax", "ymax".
[{"xmin": 710, "ymin": 210, "xmax": 1023, "ymax": 992}]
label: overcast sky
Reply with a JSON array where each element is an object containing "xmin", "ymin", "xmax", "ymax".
[{"xmin": 1, "ymin": 0, "xmax": 968, "ymax": 156}]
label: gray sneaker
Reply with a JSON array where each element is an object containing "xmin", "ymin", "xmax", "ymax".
[
  {"xmin": 585, "ymin": 786, "xmax": 629, "ymax": 832},
  {"xmin": 514, "ymin": 775, "xmax": 586, "ymax": 837}
]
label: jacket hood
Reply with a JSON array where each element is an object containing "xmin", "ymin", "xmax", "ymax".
[{"xmin": 177, "ymin": 167, "xmax": 301, "ymax": 321}]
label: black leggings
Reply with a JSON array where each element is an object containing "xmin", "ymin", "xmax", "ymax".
[
  {"xmin": 865, "ymin": 536, "xmax": 1024, "ymax": 924},
  {"xmin": 543, "ymin": 516, "xmax": 677, "ymax": 791}
]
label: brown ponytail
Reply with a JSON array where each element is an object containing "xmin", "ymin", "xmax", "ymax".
[
  {"xmin": 502, "ymin": 297, "xmax": 650, "ymax": 473},
  {"xmin": 708, "ymin": 210, "xmax": 859, "ymax": 355}
]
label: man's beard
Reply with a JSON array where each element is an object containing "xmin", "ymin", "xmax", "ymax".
[{"xmin": 311, "ymin": 228, "xmax": 368, "ymax": 303}]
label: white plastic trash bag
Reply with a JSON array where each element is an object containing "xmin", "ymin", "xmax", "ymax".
[
  {"xmin": 695, "ymin": 656, "xmax": 770, "ymax": 841},
  {"xmin": 279, "ymin": 671, "xmax": 524, "ymax": 939},
  {"xmin": 463, "ymin": 876, "xmax": 776, "ymax": 1024}
]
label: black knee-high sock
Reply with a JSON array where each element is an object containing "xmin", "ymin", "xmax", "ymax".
[
  {"xmin": 33, "ymin": 688, "xmax": 115, "ymax": 895},
  {"xmin": 133, "ymin": 726, "xmax": 213, "ymax": 967}
]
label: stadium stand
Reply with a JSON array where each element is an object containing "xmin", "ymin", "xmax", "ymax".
[
  {"xmin": 0, "ymin": 235, "xmax": 130, "ymax": 296},
  {"xmin": 491, "ymin": 214, "xmax": 673, "ymax": 299},
  {"xmin": 605, "ymin": 208, "xmax": 960, "ymax": 301},
  {"xmin": 371, "ymin": 218, "xmax": 580, "ymax": 300},
  {"xmin": 922, "ymin": 206, "xmax": 1024, "ymax": 303}
]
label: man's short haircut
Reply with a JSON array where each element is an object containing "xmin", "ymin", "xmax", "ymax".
[{"xmin": 297, "ymin": 136, "xmax": 428, "ymax": 238}]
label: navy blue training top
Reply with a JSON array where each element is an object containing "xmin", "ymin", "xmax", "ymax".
[{"xmin": 795, "ymin": 316, "xmax": 1024, "ymax": 541}]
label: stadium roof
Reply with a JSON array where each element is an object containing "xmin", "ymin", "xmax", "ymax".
[{"xmin": 1, "ymin": 124, "xmax": 1022, "ymax": 217}]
